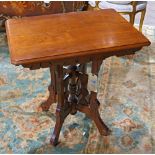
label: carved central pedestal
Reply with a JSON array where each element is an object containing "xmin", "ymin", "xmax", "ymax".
[{"xmin": 41, "ymin": 62, "xmax": 111, "ymax": 146}]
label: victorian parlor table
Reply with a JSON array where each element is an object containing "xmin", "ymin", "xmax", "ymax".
[{"xmin": 6, "ymin": 9, "xmax": 150, "ymax": 146}]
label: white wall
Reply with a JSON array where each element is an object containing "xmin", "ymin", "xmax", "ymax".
[{"xmin": 135, "ymin": 1, "xmax": 155, "ymax": 26}]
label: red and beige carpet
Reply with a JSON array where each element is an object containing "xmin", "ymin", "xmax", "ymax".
[{"xmin": 0, "ymin": 28, "xmax": 154, "ymax": 153}]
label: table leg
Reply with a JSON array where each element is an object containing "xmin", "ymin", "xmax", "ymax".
[
  {"xmin": 78, "ymin": 64, "xmax": 87, "ymax": 73},
  {"xmin": 41, "ymin": 65, "xmax": 57, "ymax": 111},
  {"xmin": 50, "ymin": 62, "xmax": 110, "ymax": 146},
  {"xmin": 50, "ymin": 65, "xmax": 70, "ymax": 146},
  {"xmin": 77, "ymin": 92, "xmax": 111, "ymax": 135}
]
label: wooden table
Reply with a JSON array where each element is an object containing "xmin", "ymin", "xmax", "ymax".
[{"xmin": 6, "ymin": 9, "xmax": 150, "ymax": 146}]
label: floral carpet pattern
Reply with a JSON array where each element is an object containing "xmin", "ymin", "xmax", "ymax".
[{"xmin": 0, "ymin": 29, "xmax": 155, "ymax": 153}]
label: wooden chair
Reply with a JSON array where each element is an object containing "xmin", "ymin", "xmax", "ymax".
[{"xmin": 88, "ymin": 1, "xmax": 147, "ymax": 32}]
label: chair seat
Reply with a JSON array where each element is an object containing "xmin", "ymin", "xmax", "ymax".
[{"xmin": 98, "ymin": 1, "xmax": 147, "ymax": 12}]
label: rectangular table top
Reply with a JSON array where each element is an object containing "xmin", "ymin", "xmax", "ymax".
[{"xmin": 6, "ymin": 9, "xmax": 150, "ymax": 65}]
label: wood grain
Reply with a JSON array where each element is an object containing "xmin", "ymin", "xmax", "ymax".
[{"xmin": 6, "ymin": 9, "xmax": 150, "ymax": 65}]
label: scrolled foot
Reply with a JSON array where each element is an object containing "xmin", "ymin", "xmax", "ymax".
[
  {"xmin": 40, "ymin": 101, "xmax": 51, "ymax": 111},
  {"xmin": 99, "ymin": 124, "xmax": 111, "ymax": 136},
  {"xmin": 50, "ymin": 135, "xmax": 59, "ymax": 146},
  {"xmin": 41, "ymin": 86, "xmax": 56, "ymax": 111},
  {"xmin": 87, "ymin": 92, "xmax": 111, "ymax": 136}
]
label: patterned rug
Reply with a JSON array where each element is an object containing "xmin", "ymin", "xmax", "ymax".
[{"xmin": 0, "ymin": 29, "xmax": 155, "ymax": 153}]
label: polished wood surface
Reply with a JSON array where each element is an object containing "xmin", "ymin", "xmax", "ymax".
[{"xmin": 6, "ymin": 9, "xmax": 150, "ymax": 65}]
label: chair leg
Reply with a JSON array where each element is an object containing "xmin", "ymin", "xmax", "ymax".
[
  {"xmin": 139, "ymin": 9, "xmax": 146, "ymax": 32},
  {"xmin": 129, "ymin": 13, "xmax": 136, "ymax": 25}
]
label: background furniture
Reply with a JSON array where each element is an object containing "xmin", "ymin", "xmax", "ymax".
[
  {"xmin": 0, "ymin": 1, "xmax": 88, "ymax": 31},
  {"xmin": 89, "ymin": 1, "xmax": 147, "ymax": 32}
]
